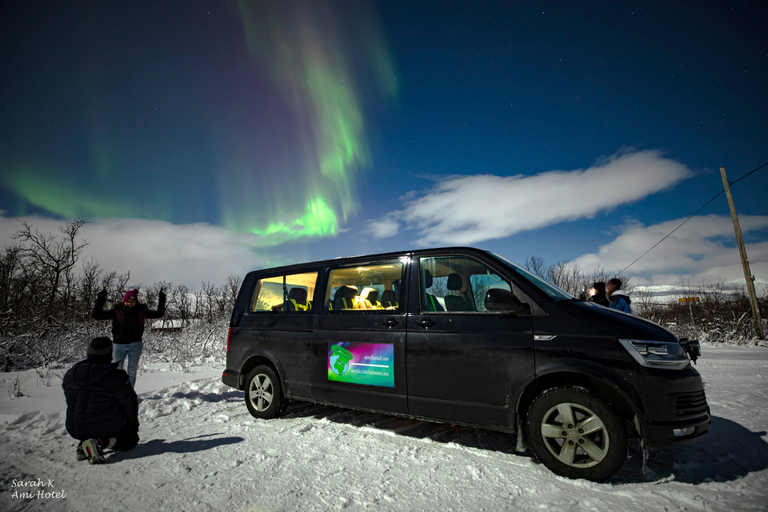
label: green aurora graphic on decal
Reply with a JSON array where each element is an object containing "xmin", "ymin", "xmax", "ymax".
[{"xmin": 329, "ymin": 345, "xmax": 354, "ymax": 377}]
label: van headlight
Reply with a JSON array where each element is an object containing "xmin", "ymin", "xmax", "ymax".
[{"xmin": 618, "ymin": 339, "xmax": 690, "ymax": 370}]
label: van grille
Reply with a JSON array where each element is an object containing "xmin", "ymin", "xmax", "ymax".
[{"xmin": 675, "ymin": 390, "xmax": 708, "ymax": 417}]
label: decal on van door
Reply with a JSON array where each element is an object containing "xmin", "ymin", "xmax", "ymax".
[{"xmin": 328, "ymin": 342, "xmax": 394, "ymax": 387}]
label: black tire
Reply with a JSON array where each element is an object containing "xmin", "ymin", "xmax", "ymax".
[
  {"xmin": 244, "ymin": 365, "xmax": 284, "ymax": 419},
  {"xmin": 526, "ymin": 387, "xmax": 627, "ymax": 482}
]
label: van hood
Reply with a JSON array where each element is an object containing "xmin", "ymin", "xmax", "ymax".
[{"xmin": 554, "ymin": 300, "xmax": 676, "ymax": 341}]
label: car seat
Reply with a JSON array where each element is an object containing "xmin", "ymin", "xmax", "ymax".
[
  {"xmin": 285, "ymin": 288, "xmax": 310, "ymax": 312},
  {"xmin": 444, "ymin": 273, "xmax": 472, "ymax": 311},
  {"xmin": 380, "ymin": 290, "xmax": 399, "ymax": 308},
  {"xmin": 423, "ymin": 269, "xmax": 444, "ymax": 312},
  {"xmin": 333, "ymin": 285, "xmax": 358, "ymax": 310},
  {"xmin": 360, "ymin": 287, "xmax": 379, "ymax": 308}
]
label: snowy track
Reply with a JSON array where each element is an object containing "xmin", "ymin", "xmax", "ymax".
[{"xmin": 1, "ymin": 346, "xmax": 767, "ymax": 511}]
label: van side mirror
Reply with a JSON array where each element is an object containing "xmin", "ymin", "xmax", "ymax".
[{"xmin": 485, "ymin": 289, "xmax": 531, "ymax": 315}]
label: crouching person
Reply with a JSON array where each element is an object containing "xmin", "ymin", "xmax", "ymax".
[{"xmin": 62, "ymin": 336, "xmax": 140, "ymax": 464}]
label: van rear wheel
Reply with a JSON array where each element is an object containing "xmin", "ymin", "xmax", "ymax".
[
  {"xmin": 244, "ymin": 365, "xmax": 284, "ymax": 419},
  {"xmin": 526, "ymin": 387, "xmax": 627, "ymax": 482}
]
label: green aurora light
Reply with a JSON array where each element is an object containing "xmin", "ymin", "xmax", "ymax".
[
  {"xmin": 1, "ymin": 166, "xmax": 168, "ymax": 220},
  {"xmin": 0, "ymin": 1, "xmax": 396, "ymax": 246},
  {"xmin": 249, "ymin": 196, "xmax": 337, "ymax": 238},
  {"xmin": 225, "ymin": 1, "xmax": 398, "ymax": 245}
]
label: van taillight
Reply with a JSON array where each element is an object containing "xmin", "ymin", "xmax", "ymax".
[{"xmin": 226, "ymin": 328, "xmax": 232, "ymax": 351}]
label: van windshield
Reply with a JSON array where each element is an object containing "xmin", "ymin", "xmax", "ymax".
[{"xmin": 488, "ymin": 252, "xmax": 574, "ymax": 301}]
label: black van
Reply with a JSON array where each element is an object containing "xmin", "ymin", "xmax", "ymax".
[{"xmin": 222, "ymin": 247, "xmax": 708, "ymax": 481}]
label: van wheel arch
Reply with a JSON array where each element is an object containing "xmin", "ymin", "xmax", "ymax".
[
  {"xmin": 516, "ymin": 372, "xmax": 638, "ymax": 440},
  {"xmin": 526, "ymin": 386, "xmax": 628, "ymax": 481},
  {"xmin": 244, "ymin": 365, "xmax": 286, "ymax": 419},
  {"xmin": 240, "ymin": 356, "xmax": 283, "ymax": 392}
]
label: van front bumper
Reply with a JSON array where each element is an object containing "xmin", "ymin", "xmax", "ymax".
[
  {"xmin": 222, "ymin": 369, "xmax": 241, "ymax": 390},
  {"xmin": 642, "ymin": 409, "xmax": 710, "ymax": 448},
  {"xmin": 629, "ymin": 366, "xmax": 711, "ymax": 448}
]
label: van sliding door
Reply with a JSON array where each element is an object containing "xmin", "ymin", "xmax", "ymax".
[{"xmin": 310, "ymin": 256, "xmax": 410, "ymax": 414}]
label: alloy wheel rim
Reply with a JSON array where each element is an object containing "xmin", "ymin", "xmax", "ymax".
[
  {"xmin": 540, "ymin": 402, "xmax": 609, "ymax": 468},
  {"xmin": 249, "ymin": 374, "xmax": 274, "ymax": 412}
]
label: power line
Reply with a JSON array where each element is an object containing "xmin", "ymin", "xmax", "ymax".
[
  {"xmin": 730, "ymin": 160, "xmax": 768, "ymax": 186},
  {"xmin": 617, "ymin": 191, "xmax": 723, "ymax": 275},
  {"xmin": 618, "ymin": 159, "xmax": 768, "ymax": 275}
]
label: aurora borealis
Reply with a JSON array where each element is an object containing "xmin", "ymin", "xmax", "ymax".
[
  {"xmin": 223, "ymin": 0, "xmax": 398, "ymax": 244},
  {"xmin": 0, "ymin": 1, "xmax": 397, "ymax": 245},
  {"xmin": 1, "ymin": 1, "xmax": 766, "ymax": 288}
]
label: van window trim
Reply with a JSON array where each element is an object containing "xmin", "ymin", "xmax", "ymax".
[
  {"xmin": 321, "ymin": 256, "xmax": 409, "ymax": 314},
  {"xmin": 247, "ymin": 269, "xmax": 320, "ymax": 314},
  {"xmin": 485, "ymin": 251, "xmax": 574, "ymax": 301},
  {"xmin": 416, "ymin": 252, "xmax": 537, "ymax": 315}
]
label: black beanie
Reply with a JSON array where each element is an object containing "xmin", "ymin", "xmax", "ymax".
[{"xmin": 88, "ymin": 337, "xmax": 113, "ymax": 356}]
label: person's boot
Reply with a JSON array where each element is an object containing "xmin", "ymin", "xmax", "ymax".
[
  {"xmin": 82, "ymin": 438, "xmax": 106, "ymax": 465},
  {"xmin": 75, "ymin": 442, "xmax": 88, "ymax": 462}
]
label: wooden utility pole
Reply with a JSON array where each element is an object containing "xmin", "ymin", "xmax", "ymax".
[{"xmin": 720, "ymin": 166, "xmax": 765, "ymax": 340}]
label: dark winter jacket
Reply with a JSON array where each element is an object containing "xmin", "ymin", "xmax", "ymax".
[
  {"xmin": 608, "ymin": 290, "xmax": 632, "ymax": 314},
  {"xmin": 588, "ymin": 283, "xmax": 610, "ymax": 307},
  {"xmin": 92, "ymin": 292, "xmax": 165, "ymax": 344},
  {"xmin": 62, "ymin": 357, "xmax": 139, "ymax": 441}
]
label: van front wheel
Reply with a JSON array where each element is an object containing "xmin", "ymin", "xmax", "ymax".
[
  {"xmin": 526, "ymin": 387, "xmax": 627, "ymax": 482},
  {"xmin": 245, "ymin": 365, "xmax": 284, "ymax": 419}
]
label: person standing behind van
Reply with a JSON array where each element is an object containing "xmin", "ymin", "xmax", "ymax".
[
  {"xmin": 92, "ymin": 288, "xmax": 166, "ymax": 387},
  {"xmin": 588, "ymin": 282, "xmax": 610, "ymax": 307},
  {"xmin": 606, "ymin": 278, "xmax": 632, "ymax": 314}
]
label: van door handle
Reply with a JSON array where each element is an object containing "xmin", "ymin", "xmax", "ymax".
[
  {"xmin": 382, "ymin": 317, "xmax": 399, "ymax": 327},
  {"xmin": 417, "ymin": 318, "xmax": 435, "ymax": 328}
]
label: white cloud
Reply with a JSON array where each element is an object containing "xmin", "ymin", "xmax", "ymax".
[
  {"xmin": 573, "ymin": 214, "xmax": 768, "ymax": 287},
  {"xmin": 0, "ymin": 216, "xmax": 264, "ymax": 288},
  {"xmin": 364, "ymin": 217, "xmax": 400, "ymax": 238},
  {"xmin": 369, "ymin": 149, "xmax": 692, "ymax": 245}
]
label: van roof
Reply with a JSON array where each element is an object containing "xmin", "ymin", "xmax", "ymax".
[{"xmin": 246, "ymin": 246, "xmax": 494, "ymax": 276}]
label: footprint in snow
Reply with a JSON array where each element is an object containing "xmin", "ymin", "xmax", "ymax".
[{"xmin": 296, "ymin": 424, "xmax": 314, "ymax": 435}]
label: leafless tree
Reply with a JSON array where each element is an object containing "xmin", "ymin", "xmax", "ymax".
[
  {"xmin": 0, "ymin": 245, "xmax": 23, "ymax": 314},
  {"xmin": 115, "ymin": 272, "xmax": 131, "ymax": 300},
  {"xmin": 547, "ymin": 260, "xmax": 585, "ymax": 297},
  {"xmin": 171, "ymin": 284, "xmax": 192, "ymax": 323},
  {"xmin": 524, "ymin": 256, "xmax": 548, "ymax": 278},
  {"xmin": 11, "ymin": 218, "xmax": 89, "ymax": 333},
  {"xmin": 77, "ymin": 258, "xmax": 102, "ymax": 321},
  {"xmin": 220, "ymin": 274, "xmax": 241, "ymax": 315},
  {"xmin": 200, "ymin": 281, "xmax": 218, "ymax": 323}
]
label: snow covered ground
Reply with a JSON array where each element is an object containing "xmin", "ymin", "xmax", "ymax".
[{"xmin": 1, "ymin": 345, "xmax": 767, "ymax": 511}]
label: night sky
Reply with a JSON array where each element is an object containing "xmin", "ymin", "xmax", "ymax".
[{"xmin": 1, "ymin": 1, "xmax": 766, "ymax": 288}]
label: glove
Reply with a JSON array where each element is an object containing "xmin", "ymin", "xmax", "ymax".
[
  {"xmin": 159, "ymin": 290, "xmax": 167, "ymax": 301},
  {"xmin": 97, "ymin": 288, "xmax": 107, "ymax": 301}
]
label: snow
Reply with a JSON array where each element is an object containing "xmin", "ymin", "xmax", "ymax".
[{"xmin": 1, "ymin": 345, "xmax": 767, "ymax": 511}]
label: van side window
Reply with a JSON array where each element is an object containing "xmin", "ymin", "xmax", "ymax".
[
  {"xmin": 324, "ymin": 259, "xmax": 405, "ymax": 312},
  {"xmin": 420, "ymin": 256, "xmax": 513, "ymax": 313},
  {"xmin": 251, "ymin": 272, "xmax": 318, "ymax": 312},
  {"xmin": 469, "ymin": 273, "xmax": 513, "ymax": 313}
]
